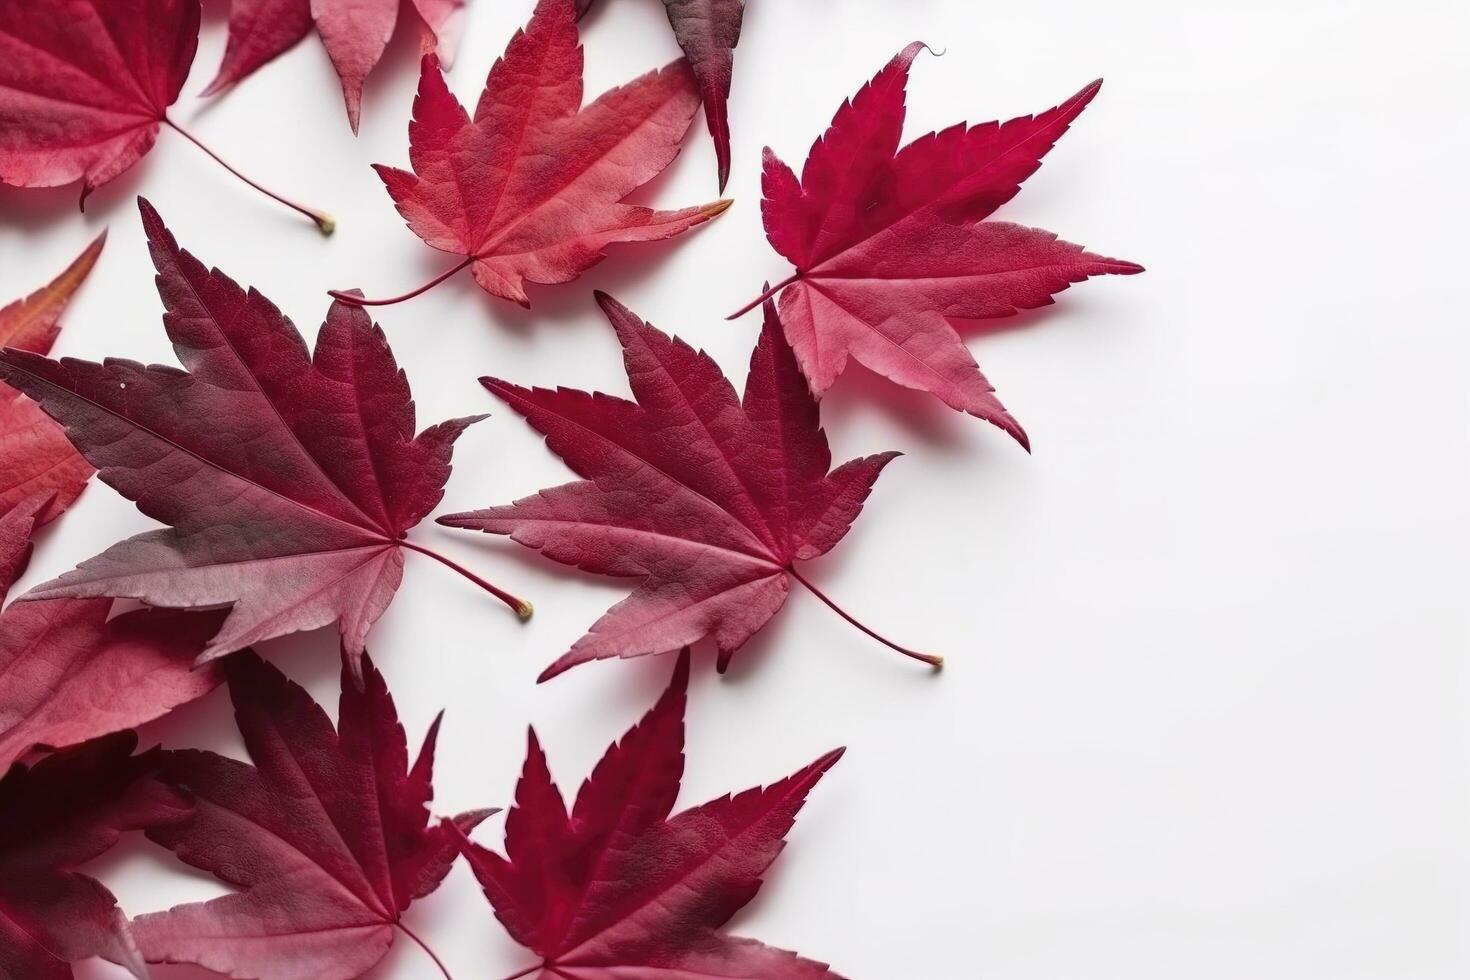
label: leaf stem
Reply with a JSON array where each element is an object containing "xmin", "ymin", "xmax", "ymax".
[
  {"xmin": 329, "ymin": 257, "xmax": 475, "ymax": 306},
  {"xmin": 499, "ymin": 966, "xmax": 545, "ymax": 980},
  {"xmin": 164, "ymin": 117, "xmax": 334, "ymax": 234},
  {"xmin": 726, "ymin": 273, "xmax": 800, "ymax": 320},
  {"xmin": 396, "ymin": 921, "xmax": 455, "ymax": 980},
  {"xmin": 787, "ymin": 564, "xmax": 942, "ymax": 669},
  {"xmin": 399, "ymin": 539, "xmax": 533, "ymax": 619}
]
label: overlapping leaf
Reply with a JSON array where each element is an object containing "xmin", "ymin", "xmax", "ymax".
[
  {"xmin": 0, "ymin": 601, "xmax": 226, "ymax": 772},
  {"xmin": 0, "ymin": 199, "xmax": 527, "ymax": 674},
  {"xmin": 208, "ymin": 0, "xmax": 469, "ymax": 133},
  {"xmin": 459, "ymin": 651, "xmax": 844, "ymax": 979},
  {"xmin": 742, "ymin": 43, "xmax": 1142, "ymax": 446},
  {"xmin": 134, "ymin": 652, "xmax": 491, "ymax": 980},
  {"xmin": 0, "ymin": 234, "xmax": 102, "ymax": 527},
  {"xmin": 335, "ymin": 0, "xmax": 728, "ymax": 307},
  {"xmin": 579, "ymin": 0, "xmax": 748, "ymax": 190},
  {"xmin": 443, "ymin": 293, "xmax": 937, "ymax": 679},
  {"xmin": 0, "ymin": 732, "xmax": 190, "ymax": 980}
]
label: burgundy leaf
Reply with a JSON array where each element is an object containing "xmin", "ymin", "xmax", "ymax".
[
  {"xmin": 0, "ymin": 199, "xmax": 529, "ymax": 674},
  {"xmin": 0, "ymin": 732, "xmax": 190, "ymax": 980},
  {"xmin": 134, "ymin": 651, "xmax": 493, "ymax": 980},
  {"xmin": 459, "ymin": 651, "xmax": 845, "ymax": 979},
  {"xmin": 442, "ymin": 293, "xmax": 939, "ymax": 680}
]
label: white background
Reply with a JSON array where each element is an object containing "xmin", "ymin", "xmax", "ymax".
[{"xmin": 2, "ymin": 0, "xmax": 1467, "ymax": 977}]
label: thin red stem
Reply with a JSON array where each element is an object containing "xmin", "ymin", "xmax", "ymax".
[
  {"xmin": 727, "ymin": 273, "xmax": 800, "ymax": 320},
  {"xmin": 164, "ymin": 117, "xmax": 334, "ymax": 234},
  {"xmin": 329, "ymin": 257, "xmax": 474, "ymax": 307},
  {"xmin": 499, "ymin": 966, "xmax": 544, "ymax": 980},
  {"xmin": 788, "ymin": 564, "xmax": 942, "ymax": 669},
  {"xmin": 396, "ymin": 921, "xmax": 454, "ymax": 980},
  {"xmin": 399, "ymin": 539, "xmax": 533, "ymax": 619}
]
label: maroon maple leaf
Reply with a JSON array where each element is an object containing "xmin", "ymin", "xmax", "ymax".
[
  {"xmin": 0, "ymin": 732, "xmax": 190, "ymax": 980},
  {"xmin": 0, "ymin": 0, "xmax": 332, "ymax": 230},
  {"xmin": 206, "ymin": 0, "xmax": 468, "ymax": 133},
  {"xmin": 0, "ymin": 200, "xmax": 530, "ymax": 673},
  {"xmin": 134, "ymin": 651, "xmax": 492, "ymax": 980},
  {"xmin": 732, "ymin": 43, "xmax": 1143, "ymax": 447},
  {"xmin": 459, "ymin": 650, "xmax": 845, "ymax": 980},
  {"xmin": 442, "ymin": 292, "xmax": 939, "ymax": 680},
  {"xmin": 331, "ymin": 0, "xmax": 729, "ymax": 308},
  {"xmin": 0, "ymin": 233, "xmax": 102, "ymax": 528},
  {"xmin": 578, "ymin": 0, "xmax": 748, "ymax": 190}
]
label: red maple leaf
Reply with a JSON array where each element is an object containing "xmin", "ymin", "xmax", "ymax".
[
  {"xmin": 206, "ymin": 0, "xmax": 468, "ymax": 133},
  {"xmin": 442, "ymin": 293, "xmax": 939, "ymax": 680},
  {"xmin": 0, "ymin": 732, "xmax": 191, "ymax": 980},
  {"xmin": 331, "ymin": 0, "xmax": 729, "ymax": 309},
  {"xmin": 0, "ymin": 601, "xmax": 227, "ymax": 772},
  {"xmin": 134, "ymin": 652, "xmax": 493, "ymax": 980},
  {"xmin": 578, "ymin": 0, "xmax": 748, "ymax": 190},
  {"xmin": 731, "ymin": 43, "xmax": 1143, "ymax": 448},
  {"xmin": 458, "ymin": 651, "xmax": 845, "ymax": 980},
  {"xmin": 0, "ymin": 233, "xmax": 102, "ymax": 528},
  {"xmin": 0, "ymin": 0, "xmax": 332, "ymax": 230},
  {"xmin": 0, "ymin": 200, "xmax": 530, "ymax": 673}
]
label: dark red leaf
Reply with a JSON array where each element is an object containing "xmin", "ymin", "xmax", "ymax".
[
  {"xmin": 0, "ymin": 732, "xmax": 191, "ymax": 980},
  {"xmin": 134, "ymin": 652, "xmax": 492, "ymax": 980},
  {"xmin": 459, "ymin": 651, "xmax": 845, "ymax": 979},
  {"xmin": 442, "ymin": 293, "xmax": 939, "ymax": 679},
  {"xmin": 0, "ymin": 199, "xmax": 529, "ymax": 674}
]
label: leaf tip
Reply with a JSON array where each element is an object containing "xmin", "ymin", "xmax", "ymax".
[{"xmin": 819, "ymin": 746, "xmax": 848, "ymax": 769}]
